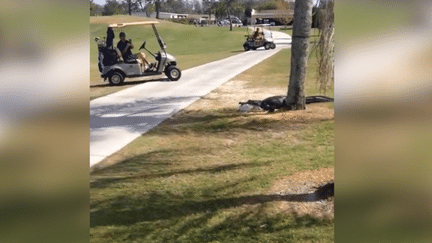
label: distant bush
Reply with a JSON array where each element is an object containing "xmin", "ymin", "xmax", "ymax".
[{"xmin": 255, "ymin": 0, "xmax": 278, "ymax": 11}]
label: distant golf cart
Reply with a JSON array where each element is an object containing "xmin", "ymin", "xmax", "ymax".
[
  {"xmin": 94, "ymin": 21, "xmax": 181, "ymax": 85},
  {"xmin": 243, "ymin": 24, "xmax": 276, "ymax": 51}
]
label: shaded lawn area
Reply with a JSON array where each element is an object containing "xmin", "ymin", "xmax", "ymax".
[
  {"xmin": 90, "ymin": 16, "xmax": 247, "ymax": 100},
  {"xmin": 90, "ymin": 114, "xmax": 334, "ymax": 242}
]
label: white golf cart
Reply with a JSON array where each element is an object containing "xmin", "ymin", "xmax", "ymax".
[
  {"xmin": 94, "ymin": 21, "xmax": 181, "ymax": 85},
  {"xmin": 243, "ymin": 24, "xmax": 276, "ymax": 51}
]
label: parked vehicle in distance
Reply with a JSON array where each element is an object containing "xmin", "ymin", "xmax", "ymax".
[{"xmin": 217, "ymin": 16, "xmax": 243, "ymax": 27}]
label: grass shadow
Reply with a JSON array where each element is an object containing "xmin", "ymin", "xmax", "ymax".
[
  {"xmin": 150, "ymin": 107, "xmax": 333, "ymax": 136},
  {"xmin": 93, "ymin": 203, "xmax": 332, "ymax": 242},
  {"xmin": 91, "ymin": 161, "xmax": 267, "ymax": 190},
  {"xmin": 91, "ymin": 185, "xmax": 334, "ymax": 228}
]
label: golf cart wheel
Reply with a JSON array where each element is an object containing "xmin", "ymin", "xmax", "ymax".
[
  {"xmin": 264, "ymin": 43, "xmax": 271, "ymax": 50},
  {"xmin": 109, "ymin": 71, "xmax": 124, "ymax": 86},
  {"xmin": 270, "ymin": 43, "xmax": 276, "ymax": 49},
  {"xmin": 251, "ymin": 47, "xmax": 257, "ymax": 50},
  {"xmin": 165, "ymin": 66, "xmax": 181, "ymax": 81},
  {"xmin": 244, "ymin": 45, "xmax": 250, "ymax": 51}
]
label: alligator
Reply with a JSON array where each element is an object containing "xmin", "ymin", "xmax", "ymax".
[{"xmin": 239, "ymin": 95, "xmax": 334, "ymax": 112}]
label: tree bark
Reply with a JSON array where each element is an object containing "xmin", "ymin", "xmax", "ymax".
[
  {"xmin": 156, "ymin": 0, "xmax": 160, "ymax": 19},
  {"xmin": 209, "ymin": 3, "xmax": 211, "ymax": 26},
  {"xmin": 285, "ymin": 0, "xmax": 314, "ymax": 110},
  {"xmin": 227, "ymin": 9, "xmax": 232, "ymax": 31},
  {"xmin": 128, "ymin": 0, "xmax": 132, "ymax": 15}
]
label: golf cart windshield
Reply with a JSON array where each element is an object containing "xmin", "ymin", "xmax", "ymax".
[{"xmin": 256, "ymin": 24, "xmax": 272, "ymax": 40}]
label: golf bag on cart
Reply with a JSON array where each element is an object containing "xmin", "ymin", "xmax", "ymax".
[{"xmin": 97, "ymin": 27, "xmax": 121, "ymax": 72}]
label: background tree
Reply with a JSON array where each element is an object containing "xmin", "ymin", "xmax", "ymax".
[
  {"xmin": 255, "ymin": 0, "xmax": 277, "ymax": 11},
  {"xmin": 103, "ymin": 0, "xmax": 127, "ymax": 15},
  {"xmin": 161, "ymin": 0, "xmax": 186, "ymax": 13},
  {"xmin": 120, "ymin": 0, "xmax": 152, "ymax": 15},
  {"xmin": 193, "ymin": 0, "xmax": 203, "ymax": 14},
  {"xmin": 90, "ymin": 0, "xmax": 103, "ymax": 16},
  {"xmin": 244, "ymin": 5, "xmax": 252, "ymax": 18},
  {"xmin": 276, "ymin": 0, "xmax": 294, "ymax": 28},
  {"xmin": 314, "ymin": 0, "xmax": 334, "ymax": 94},
  {"xmin": 284, "ymin": 0, "xmax": 314, "ymax": 110},
  {"xmin": 184, "ymin": 0, "xmax": 193, "ymax": 13},
  {"xmin": 202, "ymin": 0, "xmax": 214, "ymax": 25},
  {"xmin": 144, "ymin": 3, "xmax": 155, "ymax": 16},
  {"xmin": 212, "ymin": 0, "xmax": 243, "ymax": 30}
]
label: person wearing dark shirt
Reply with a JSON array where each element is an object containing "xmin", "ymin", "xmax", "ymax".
[
  {"xmin": 117, "ymin": 32, "xmax": 134, "ymax": 61},
  {"xmin": 117, "ymin": 32, "xmax": 151, "ymax": 71}
]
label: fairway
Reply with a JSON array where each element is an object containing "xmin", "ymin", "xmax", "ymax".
[{"xmin": 90, "ymin": 15, "xmax": 247, "ymax": 99}]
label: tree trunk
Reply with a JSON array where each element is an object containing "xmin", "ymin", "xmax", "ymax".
[
  {"xmin": 227, "ymin": 9, "xmax": 232, "ymax": 31},
  {"xmin": 156, "ymin": 0, "xmax": 160, "ymax": 19},
  {"xmin": 128, "ymin": 0, "xmax": 131, "ymax": 15},
  {"xmin": 209, "ymin": 5, "xmax": 211, "ymax": 26},
  {"xmin": 285, "ymin": 0, "xmax": 314, "ymax": 110},
  {"xmin": 316, "ymin": 0, "xmax": 334, "ymax": 94}
]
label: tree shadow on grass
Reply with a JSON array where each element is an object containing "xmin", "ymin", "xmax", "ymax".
[
  {"xmin": 90, "ymin": 184, "xmax": 333, "ymax": 228},
  {"xmin": 91, "ymin": 147, "xmax": 270, "ymax": 189},
  {"xmin": 150, "ymin": 108, "xmax": 333, "ymax": 136},
  {"xmin": 91, "ymin": 161, "xmax": 266, "ymax": 189},
  {"xmin": 124, "ymin": 209, "xmax": 332, "ymax": 242}
]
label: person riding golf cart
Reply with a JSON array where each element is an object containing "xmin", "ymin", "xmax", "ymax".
[
  {"xmin": 94, "ymin": 21, "xmax": 181, "ymax": 85},
  {"xmin": 243, "ymin": 24, "xmax": 276, "ymax": 51},
  {"xmin": 116, "ymin": 31, "xmax": 151, "ymax": 73}
]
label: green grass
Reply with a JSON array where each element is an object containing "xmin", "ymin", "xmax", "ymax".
[
  {"xmin": 90, "ymin": 120, "xmax": 334, "ymax": 242},
  {"xmin": 90, "ymin": 15, "xmax": 247, "ymax": 99},
  {"xmin": 90, "ymin": 41, "xmax": 334, "ymax": 242}
]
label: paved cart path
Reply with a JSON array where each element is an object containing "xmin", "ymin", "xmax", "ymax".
[{"xmin": 90, "ymin": 31, "xmax": 292, "ymax": 168}]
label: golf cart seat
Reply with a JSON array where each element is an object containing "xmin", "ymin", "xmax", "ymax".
[{"xmin": 124, "ymin": 56, "xmax": 139, "ymax": 64}]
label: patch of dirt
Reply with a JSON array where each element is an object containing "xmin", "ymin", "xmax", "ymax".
[
  {"xmin": 171, "ymin": 79, "xmax": 334, "ymax": 132},
  {"xmin": 270, "ymin": 167, "xmax": 334, "ymax": 219},
  {"xmin": 185, "ymin": 80, "xmax": 283, "ymax": 111}
]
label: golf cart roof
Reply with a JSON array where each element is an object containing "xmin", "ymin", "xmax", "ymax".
[{"xmin": 108, "ymin": 21, "xmax": 159, "ymax": 28}]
